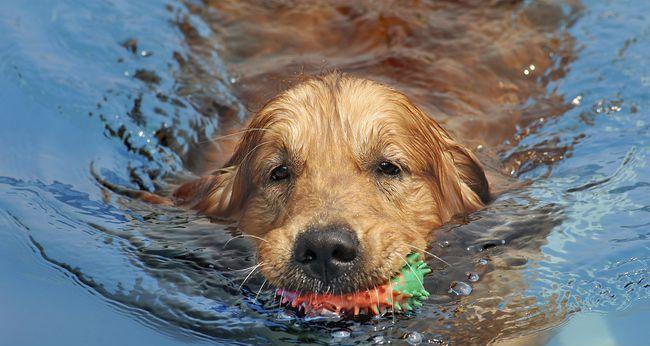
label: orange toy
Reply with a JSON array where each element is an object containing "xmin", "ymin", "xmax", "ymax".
[{"xmin": 277, "ymin": 253, "xmax": 431, "ymax": 316}]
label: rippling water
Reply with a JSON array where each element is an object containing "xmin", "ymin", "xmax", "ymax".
[{"xmin": 1, "ymin": 0, "xmax": 648, "ymax": 345}]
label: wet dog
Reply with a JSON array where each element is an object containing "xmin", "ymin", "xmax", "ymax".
[{"xmin": 172, "ymin": 72, "xmax": 490, "ymax": 294}]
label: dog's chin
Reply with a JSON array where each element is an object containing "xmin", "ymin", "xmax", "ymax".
[{"xmin": 275, "ymin": 266, "xmax": 392, "ymax": 295}]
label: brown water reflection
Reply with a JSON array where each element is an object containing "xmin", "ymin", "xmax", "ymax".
[{"xmin": 183, "ymin": 1, "xmax": 578, "ymax": 153}]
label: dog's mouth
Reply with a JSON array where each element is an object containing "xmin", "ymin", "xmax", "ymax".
[
  {"xmin": 276, "ymin": 253, "xmax": 431, "ymax": 317},
  {"xmin": 278, "ymin": 260, "xmax": 375, "ymax": 295}
]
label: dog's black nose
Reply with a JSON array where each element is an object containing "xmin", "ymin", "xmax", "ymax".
[{"xmin": 293, "ymin": 226, "xmax": 359, "ymax": 284}]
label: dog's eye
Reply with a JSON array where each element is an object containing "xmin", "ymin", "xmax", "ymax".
[
  {"xmin": 270, "ymin": 165, "xmax": 290, "ymax": 182},
  {"xmin": 376, "ymin": 161, "xmax": 401, "ymax": 176}
]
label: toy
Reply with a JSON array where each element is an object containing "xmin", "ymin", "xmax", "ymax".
[{"xmin": 277, "ymin": 253, "xmax": 431, "ymax": 316}]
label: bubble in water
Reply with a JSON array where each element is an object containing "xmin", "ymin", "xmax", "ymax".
[
  {"xmin": 332, "ymin": 329, "xmax": 350, "ymax": 338},
  {"xmin": 448, "ymin": 281, "xmax": 473, "ymax": 296},
  {"xmin": 466, "ymin": 272, "xmax": 480, "ymax": 282},
  {"xmin": 477, "ymin": 258, "xmax": 489, "ymax": 265},
  {"xmin": 372, "ymin": 335, "xmax": 388, "ymax": 344},
  {"xmin": 405, "ymin": 331, "xmax": 423, "ymax": 345},
  {"xmin": 438, "ymin": 240, "xmax": 450, "ymax": 248}
]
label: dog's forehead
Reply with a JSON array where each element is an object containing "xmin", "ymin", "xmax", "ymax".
[{"xmin": 259, "ymin": 77, "xmax": 417, "ymax": 159}]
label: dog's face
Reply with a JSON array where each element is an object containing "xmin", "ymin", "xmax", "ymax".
[{"xmin": 174, "ymin": 74, "xmax": 488, "ymax": 294}]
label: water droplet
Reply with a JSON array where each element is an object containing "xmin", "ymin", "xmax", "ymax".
[
  {"xmin": 571, "ymin": 95, "xmax": 582, "ymax": 105},
  {"xmin": 466, "ymin": 272, "xmax": 480, "ymax": 282},
  {"xmin": 523, "ymin": 69, "xmax": 530, "ymax": 75},
  {"xmin": 429, "ymin": 335, "xmax": 448, "ymax": 345},
  {"xmin": 140, "ymin": 50, "xmax": 152, "ymax": 57},
  {"xmin": 275, "ymin": 310, "xmax": 295, "ymax": 321},
  {"xmin": 405, "ymin": 331, "xmax": 423, "ymax": 345},
  {"xmin": 229, "ymin": 77, "xmax": 237, "ymax": 83},
  {"xmin": 332, "ymin": 329, "xmax": 350, "ymax": 338},
  {"xmin": 448, "ymin": 281, "xmax": 472, "ymax": 296}
]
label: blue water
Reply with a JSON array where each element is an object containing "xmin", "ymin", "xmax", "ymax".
[{"xmin": 1, "ymin": 0, "xmax": 648, "ymax": 345}]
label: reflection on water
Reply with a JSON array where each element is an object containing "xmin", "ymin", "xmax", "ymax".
[{"xmin": 0, "ymin": 0, "xmax": 649, "ymax": 345}]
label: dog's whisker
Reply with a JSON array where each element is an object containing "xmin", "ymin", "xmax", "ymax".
[
  {"xmin": 238, "ymin": 262, "xmax": 264, "ymax": 291},
  {"xmin": 389, "ymin": 279, "xmax": 396, "ymax": 323},
  {"xmin": 239, "ymin": 140, "xmax": 273, "ymax": 166},
  {"xmin": 196, "ymin": 127, "xmax": 271, "ymax": 145},
  {"xmin": 255, "ymin": 278, "xmax": 267, "ymax": 301},
  {"xmin": 404, "ymin": 243, "xmax": 451, "ymax": 267},
  {"xmin": 396, "ymin": 252, "xmax": 425, "ymax": 292},
  {"xmin": 228, "ymin": 263, "xmax": 268, "ymax": 273},
  {"xmin": 375, "ymin": 287, "xmax": 380, "ymax": 313},
  {"xmin": 229, "ymin": 263, "xmax": 264, "ymax": 272},
  {"xmin": 223, "ymin": 234, "xmax": 268, "ymax": 249}
]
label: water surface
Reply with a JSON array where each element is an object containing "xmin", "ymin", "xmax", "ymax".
[{"xmin": 0, "ymin": 0, "xmax": 648, "ymax": 345}]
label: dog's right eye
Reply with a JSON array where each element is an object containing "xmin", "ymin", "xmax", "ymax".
[
  {"xmin": 270, "ymin": 165, "xmax": 290, "ymax": 182},
  {"xmin": 376, "ymin": 161, "xmax": 401, "ymax": 176}
]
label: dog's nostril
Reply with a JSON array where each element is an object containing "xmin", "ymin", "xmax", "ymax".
[
  {"xmin": 331, "ymin": 244, "xmax": 356, "ymax": 263},
  {"xmin": 298, "ymin": 249, "xmax": 316, "ymax": 264}
]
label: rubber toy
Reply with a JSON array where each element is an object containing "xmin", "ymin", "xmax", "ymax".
[{"xmin": 277, "ymin": 253, "xmax": 431, "ymax": 316}]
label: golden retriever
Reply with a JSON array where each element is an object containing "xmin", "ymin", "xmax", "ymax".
[{"xmin": 171, "ymin": 72, "xmax": 489, "ymax": 294}]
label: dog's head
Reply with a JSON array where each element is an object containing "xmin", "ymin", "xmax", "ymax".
[{"xmin": 174, "ymin": 73, "xmax": 488, "ymax": 294}]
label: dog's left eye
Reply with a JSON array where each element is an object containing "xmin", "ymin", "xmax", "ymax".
[
  {"xmin": 270, "ymin": 165, "xmax": 290, "ymax": 182},
  {"xmin": 376, "ymin": 161, "xmax": 401, "ymax": 176}
]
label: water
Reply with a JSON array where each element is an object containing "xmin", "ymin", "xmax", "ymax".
[
  {"xmin": 0, "ymin": 0, "xmax": 648, "ymax": 345},
  {"xmin": 448, "ymin": 281, "xmax": 473, "ymax": 296}
]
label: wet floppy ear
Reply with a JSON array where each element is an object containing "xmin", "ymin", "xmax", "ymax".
[
  {"xmin": 401, "ymin": 101, "xmax": 489, "ymax": 218},
  {"xmin": 171, "ymin": 115, "xmax": 270, "ymax": 218},
  {"xmin": 448, "ymin": 143, "xmax": 490, "ymax": 204},
  {"xmin": 172, "ymin": 166, "xmax": 242, "ymax": 218},
  {"xmin": 171, "ymin": 109, "xmax": 274, "ymax": 219}
]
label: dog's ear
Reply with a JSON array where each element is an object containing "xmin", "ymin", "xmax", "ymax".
[
  {"xmin": 172, "ymin": 166, "xmax": 242, "ymax": 218},
  {"xmin": 171, "ymin": 118, "xmax": 267, "ymax": 218},
  {"xmin": 390, "ymin": 94, "xmax": 489, "ymax": 219},
  {"xmin": 448, "ymin": 143, "xmax": 490, "ymax": 204}
]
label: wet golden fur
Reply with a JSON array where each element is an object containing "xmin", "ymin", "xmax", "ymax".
[{"xmin": 173, "ymin": 72, "xmax": 489, "ymax": 293}]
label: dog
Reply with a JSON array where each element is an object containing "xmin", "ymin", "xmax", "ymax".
[
  {"xmin": 90, "ymin": 2, "xmax": 579, "ymax": 343},
  {"xmin": 171, "ymin": 72, "xmax": 490, "ymax": 295}
]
